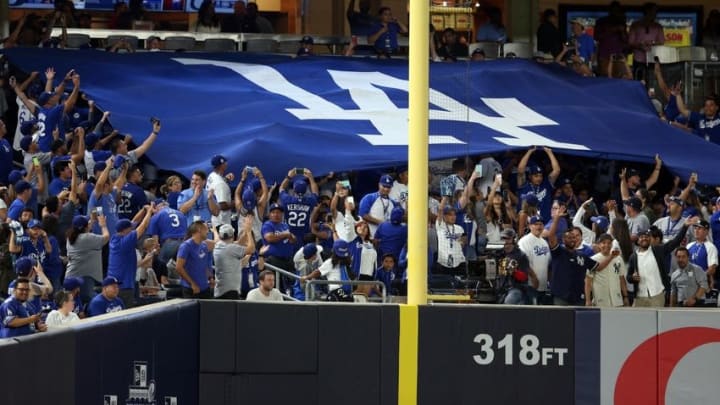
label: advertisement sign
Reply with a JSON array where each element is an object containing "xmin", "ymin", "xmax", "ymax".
[
  {"xmin": 562, "ymin": 9, "xmax": 700, "ymax": 47},
  {"xmin": 10, "ymin": 0, "xmax": 183, "ymax": 11},
  {"xmin": 418, "ymin": 306, "xmax": 575, "ymax": 405}
]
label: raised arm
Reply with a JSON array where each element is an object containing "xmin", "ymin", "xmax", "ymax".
[
  {"xmin": 62, "ymin": 73, "xmax": 81, "ymax": 114},
  {"xmin": 544, "ymin": 147, "xmax": 560, "ymax": 185},
  {"xmin": 70, "ymin": 127, "xmax": 86, "ymax": 164},
  {"xmin": 516, "ymin": 147, "xmax": 536, "ymax": 187},
  {"xmin": 674, "ymin": 88, "xmax": 691, "ymax": 118},
  {"xmin": 645, "ymin": 154, "xmax": 662, "ymax": 190},
  {"xmin": 346, "ymin": 0, "xmax": 356, "ymax": 20},
  {"xmin": 653, "ymin": 59, "xmax": 671, "ymax": 98},
  {"xmin": 678, "ymin": 172, "xmax": 697, "ymax": 202},
  {"xmin": 548, "ymin": 205, "xmax": 566, "ymax": 249},
  {"xmin": 17, "ymin": 71, "xmax": 39, "ymax": 93},
  {"xmin": 130, "ymin": 120, "xmax": 160, "ymax": 159},
  {"xmin": 135, "ymin": 203, "xmax": 155, "ymax": 236},
  {"xmin": 255, "ymin": 168, "xmax": 269, "ymax": 214},
  {"xmin": 305, "ymin": 169, "xmax": 319, "ymax": 195},
  {"xmin": 94, "ymin": 157, "xmax": 113, "ymax": 197},
  {"xmin": 619, "ymin": 168, "xmax": 630, "ymax": 201},
  {"xmin": 9, "ymin": 76, "xmax": 38, "ymax": 115}
]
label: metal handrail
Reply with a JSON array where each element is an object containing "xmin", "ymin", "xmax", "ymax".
[{"xmin": 305, "ymin": 279, "xmax": 388, "ymax": 303}]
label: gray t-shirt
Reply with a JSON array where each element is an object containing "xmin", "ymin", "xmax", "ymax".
[
  {"xmin": 245, "ymin": 287, "xmax": 283, "ymax": 302},
  {"xmin": 66, "ymin": 233, "xmax": 106, "ymax": 282},
  {"xmin": 627, "ymin": 213, "xmax": 650, "ymax": 238},
  {"xmin": 213, "ymin": 240, "xmax": 246, "ymax": 298}
]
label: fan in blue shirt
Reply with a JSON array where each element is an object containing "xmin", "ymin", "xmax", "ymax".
[{"xmin": 87, "ymin": 276, "xmax": 125, "ymax": 317}]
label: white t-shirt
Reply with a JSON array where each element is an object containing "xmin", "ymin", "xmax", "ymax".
[
  {"xmin": 293, "ymin": 245, "xmax": 324, "ymax": 276},
  {"xmin": 389, "ymin": 181, "xmax": 408, "ymax": 209},
  {"xmin": 636, "ymin": 249, "xmax": 665, "ymax": 297},
  {"xmin": 245, "ymin": 287, "xmax": 284, "ymax": 301},
  {"xmin": 435, "ymin": 219, "xmax": 465, "ymax": 268},
  {"xmin": 589, "ymin": 252, "xmax": 626, "ymax": 307},
  {"xmin": 14, "ymin": 96, "xmax": 37, "ymax": 151},
  {"xmin": 319, "ymin": 258, "xmax": 349, "ymax": 292},
  {"xmin": 334, "ymin": 211, "xmax": 358, "ymax": 242},
  {"xmin": 354, "ymin": 240, "xmax": 378, "ymax": 277},
  {"xmin": 518, "ymin": 233, "xmax": 551, "ymax": 291},
  {"xmin": 45, "ymin": 310, "xmax": 80, "ymax": 329},
  {"xmin": 207, "ymin": 171, "xmax": 232, "ymax": 227}
]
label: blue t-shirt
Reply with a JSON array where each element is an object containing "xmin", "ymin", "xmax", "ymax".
[
  {"xmin": 7, "ymin": 198, "xmax": 25, "ymax": 221},
  {"xmin": 87, "ymin": 294, "xmax": 124, "ymax": 317},
  {"xmin": 88, "ymin": 189, "xmax": 119, "ymax": 236},
  {"xmin": 177, "ymin": 239, "xmax": 211, "ymax": 290},
  {"xmin": 280, "ymin": 191, "xmax": 318, "ymax": 243},
  {"xmin": 517, "ymin": 178, "xmax": 555, "ymax": 222},
  {"xmin": 36, "ymin": 104, "xmax": 65, "ymax": 152},
  {"xmin": 689, "ymin": 242, "xmax": 709, "ymax": 270},
  {"xmin": 149, "ymin": 207, "xmax": 188, "ymax": 242},
  {"xmin": 176, "ymin": 188, "xmax": 213, "ymax": 226},
  {"xmin": 48, "ymin": 177, "xmax": 72, "ymax": 197},
  {"xmin": 0, "ymin": 297, "xmax": 34, "ymax": 338},
  {"xmin": 107, "ymin": 230, "xmax": 139, "ymax": 290},
  {"xmin": 550, "ymin": 244, "xmax": 597, "ymax": 303},
  {"xmin": 374, "ymin": 222, "xmax": 407, "ymax": 261},
  {"xmin": 575, "ymin": 33, "xmax": 595, "ymax": 62},
  {"xmin": 261, "ymin": 220, "xmax": 293, "ymax": 259},
  {"xmin": 167, "ymin": 191, "xmax": 180, "ymax": 210},
  {"xmin": 0, "ymin": 139, "xmax": 12, "ymax": 186},
  {"xmin": 475, "ymin": 23, "xmax": 507, "ymax": 43},
  {"xmin": 19, "ymin": 236, "xmax": 49, "ymax": 266},
  {"xmin": 370, "ymin": 22, "xmax": 401, "ymax": 53},
  {"xmin": 119, "ymin": 182, "xmax": 147, "ymax": 220},
  {"xmin": 688, "ymin": 112, "xmax": 720, "ymax": 144},
  {"xmin": 711, "ymin": 212, "xmax": 720, "ymax": 257}
]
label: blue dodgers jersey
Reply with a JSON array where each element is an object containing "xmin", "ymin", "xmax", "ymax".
[
  {"xmin": 149, "ymin": 207, "xmax": 188, "ymax": 242},
  {"xmin": 87, "ymin": 294, "xmax": 124, "ymax": 317},
  {"xmin": 48, "ymin": 177, "xmax": 71, "ymax": 197},
  {"xmin": 177, "ymin": 239, "xmax": 211, "ymax": 290},
  {"xmin": 518, "ymin": 178, "xmax": 555, "ymax": 221},
  {"xmin": 261, "ymin": 220, "xmax": 293, "ymax": 259},
  {"xmin": 88, "ymin": 190, "xmax": 119, "ymax": 236},
  {"xmin": 280, "ymin": 191, "xmax": 318, "ymax": 239},
  {"xmin": 374, "ymin": 222, "xmax": 407, "ymax": 260},
  {"xmin": 0, "ymin": 297, "xmax": 34, "ymax": 338},
  {"xmin": 107, "ymin": 230, "xmax": 139, "ymax": 289},
  {"xmin": 118, "ymin": 182, "xmax": 148, "ymax": 220},
  {"xmin": 36, "ymin": 105, "xmax": 65, "ymax": 152}
]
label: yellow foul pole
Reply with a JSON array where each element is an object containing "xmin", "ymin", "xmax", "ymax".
[{"xmin": 398, "ymin": 1, "xmax": 428, "ymax": 404}]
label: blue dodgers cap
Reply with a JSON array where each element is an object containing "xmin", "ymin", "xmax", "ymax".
[
  {"xmin": 529, "ymin": 215, "xmax": 544, "ymax": 224},
  {"xmin": 521, "ymin": 192, "xmax": 539, "ymax": 206},
  {"xmin": 102, "ymin": 276, "xmax": 121, "ymax": 287},
  {"xmin": 379, "ymin": 174, "xmax": 394, "ymax": 188},
  {"xmin": 8, "ymin": 169, "xmax": 26, "ymax": 185},
  {"xmin": 293, "ymin": 179, "xmax": 308, "ymax": 195},
  {"xmin": 302, "ymin": 243, "xmax": 318, "ymax": 259},
  {"xmin": 391, "ymin": 206, "xmax": 405, "ymax": 224},
  {"xmin": 527, "ymin": 165, "xmax": 543, "ymax": 174},
  {"xmin": 20, "ymin": 119, "xmax": 37, "ymax": 136},
  {"xmin": 14, "ymin": 180, "xmax": 32, "ymax": 193},
  {"xmin": 269, "ymin": 203, "xmax": 284, "ymax": 212},
  {"xmin": 27, "ymin": 219, "xmax": 43, "ymax": 229},
  {"xmin": 72, "ymin": 215, "xmax": 89, "ymax": 230},
  {"xmin": 332, "ymin": 240, "xmax": 350, "ymax": 258},
  {"xmin": 19, "ymin": 135, "xmax": 33, "ymax": 152},
  {"xmin": 211, "ymin": 154, "xmax": 227, "ymax": 168},
  {"xmin": 623, "ymin": 197, "xmax": 642, "ymax": 211},
  {"xmin": 85, "ymin": 132, "xmax": 100, "ymax": 149},
  {"xmin": 94, "ymin": 161, "xmax": 107, "ymax": 173},
  {"xmin": 249, "ymin": 178, "xmax": 261, "ymax": 192},
  {"xmin": 15, "ymin": 257, "xmax": 36, "ymax": 277},
  {"xmin": 590, "ymin": 215, "xmax": 610, "ymax": 231},
  {"xmin": 37, "ymin": 92, "xmax": 53, "ymax": 106},
  {"xmin": 63, "ymin": 276, "xmax": 84, "ymax": 291},
  {"xmin": 115, "ymin": 219, "xmax": 133, "ymax": 233},
  {"xmin": 113, "ymin": 155, "xmax": 127, "ymax": 169},
  {"xmin": 242, "ymin": 188, "xmax": 257, "ymax": 211},
  {"xmin": 300, "ymin": 35, "xmax": 314, "ymax": 44}
]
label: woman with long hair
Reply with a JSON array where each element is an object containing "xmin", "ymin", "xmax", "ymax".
[
  {"xmin": 350, "ymin": 221, "xmax": 377, "ymax": 296},
  {"xmin": 161, "ymin": 175, "xmax": 183, "ymax": 210},
  {"xmin": 65, "ymin": 214, "xmax": 110, "ymax": 304},
  {"xmin": 484, "ymin": 192, "xmax": 516, "ymax": 245},
  {"xmin": 517, "ymin": 193, "xmax": 540, "ymax": 237},
  {"xmin": 302, "ymin": 240, "xmax": 355, "ymax": 301},
  {"xmin": 196, "ymin": 0, "xmax": 221, "ymax": 33}
]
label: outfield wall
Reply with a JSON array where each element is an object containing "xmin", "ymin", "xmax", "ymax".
[{"xmin": 1, "ymin": 302, "xmax": 720, "ymax": 405}]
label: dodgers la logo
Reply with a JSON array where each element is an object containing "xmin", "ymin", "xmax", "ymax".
[{"xmin": 173, "ymin": 58, "xmax": 589, "ymax": 150}]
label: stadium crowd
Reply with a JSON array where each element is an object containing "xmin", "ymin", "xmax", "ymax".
[{"xmin": 0, "ymin": 1, "xmax": 720, "ymax": 338}]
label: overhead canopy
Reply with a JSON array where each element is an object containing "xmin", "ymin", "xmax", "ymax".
[{"xmin": 2, "ymin": 48, "xmax": 716, "ymax": 183}]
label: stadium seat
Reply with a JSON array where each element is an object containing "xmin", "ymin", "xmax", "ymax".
[
  {"xmin": 502, "ymin": 42, "xmax": 532, "ymax": 59},
  {"xmin": 276, "ymin": 39, "xmax": 302, "ymax": 54},
  {"xmin": 203, "ymin": 38, "xmax": 237, "ymax": 52},
  {"xmin": 468, "ymin": 42, "xmax": 502, "ymax": 59},
  {"xmin": 650, "ymin": 45, "xmax": 679, "ymax": 64},
  {"xmin": 677, "ymin": 46, "xmax": 707, "ymax": 62},
  {"xmin": 245, "ymin": 38, "xmax": 278, "ymax": 53},
  {"xmin": 164, "ymin": 36, "xmax": 197, "ymax": 51},
  {"xmin": 65, "ymin": 33, "xmax": 91, "ymax": 49},
  {"xmin": 106, "ymin": 35, "xmax": 139, "ymax": 50}
]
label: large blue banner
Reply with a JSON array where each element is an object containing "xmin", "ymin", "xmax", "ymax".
[{"xmin": 3, "ymin": 48, "xmax": 716, "ymax": 183}]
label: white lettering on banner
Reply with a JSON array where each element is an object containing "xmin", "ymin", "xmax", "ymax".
[
  {"xmin": 173, "ymin": 58, "xmax": 589, "ymax": 150},
  {"xmin": 472, "ymin": 333, "xmax": 568, "ymax": 366}
]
